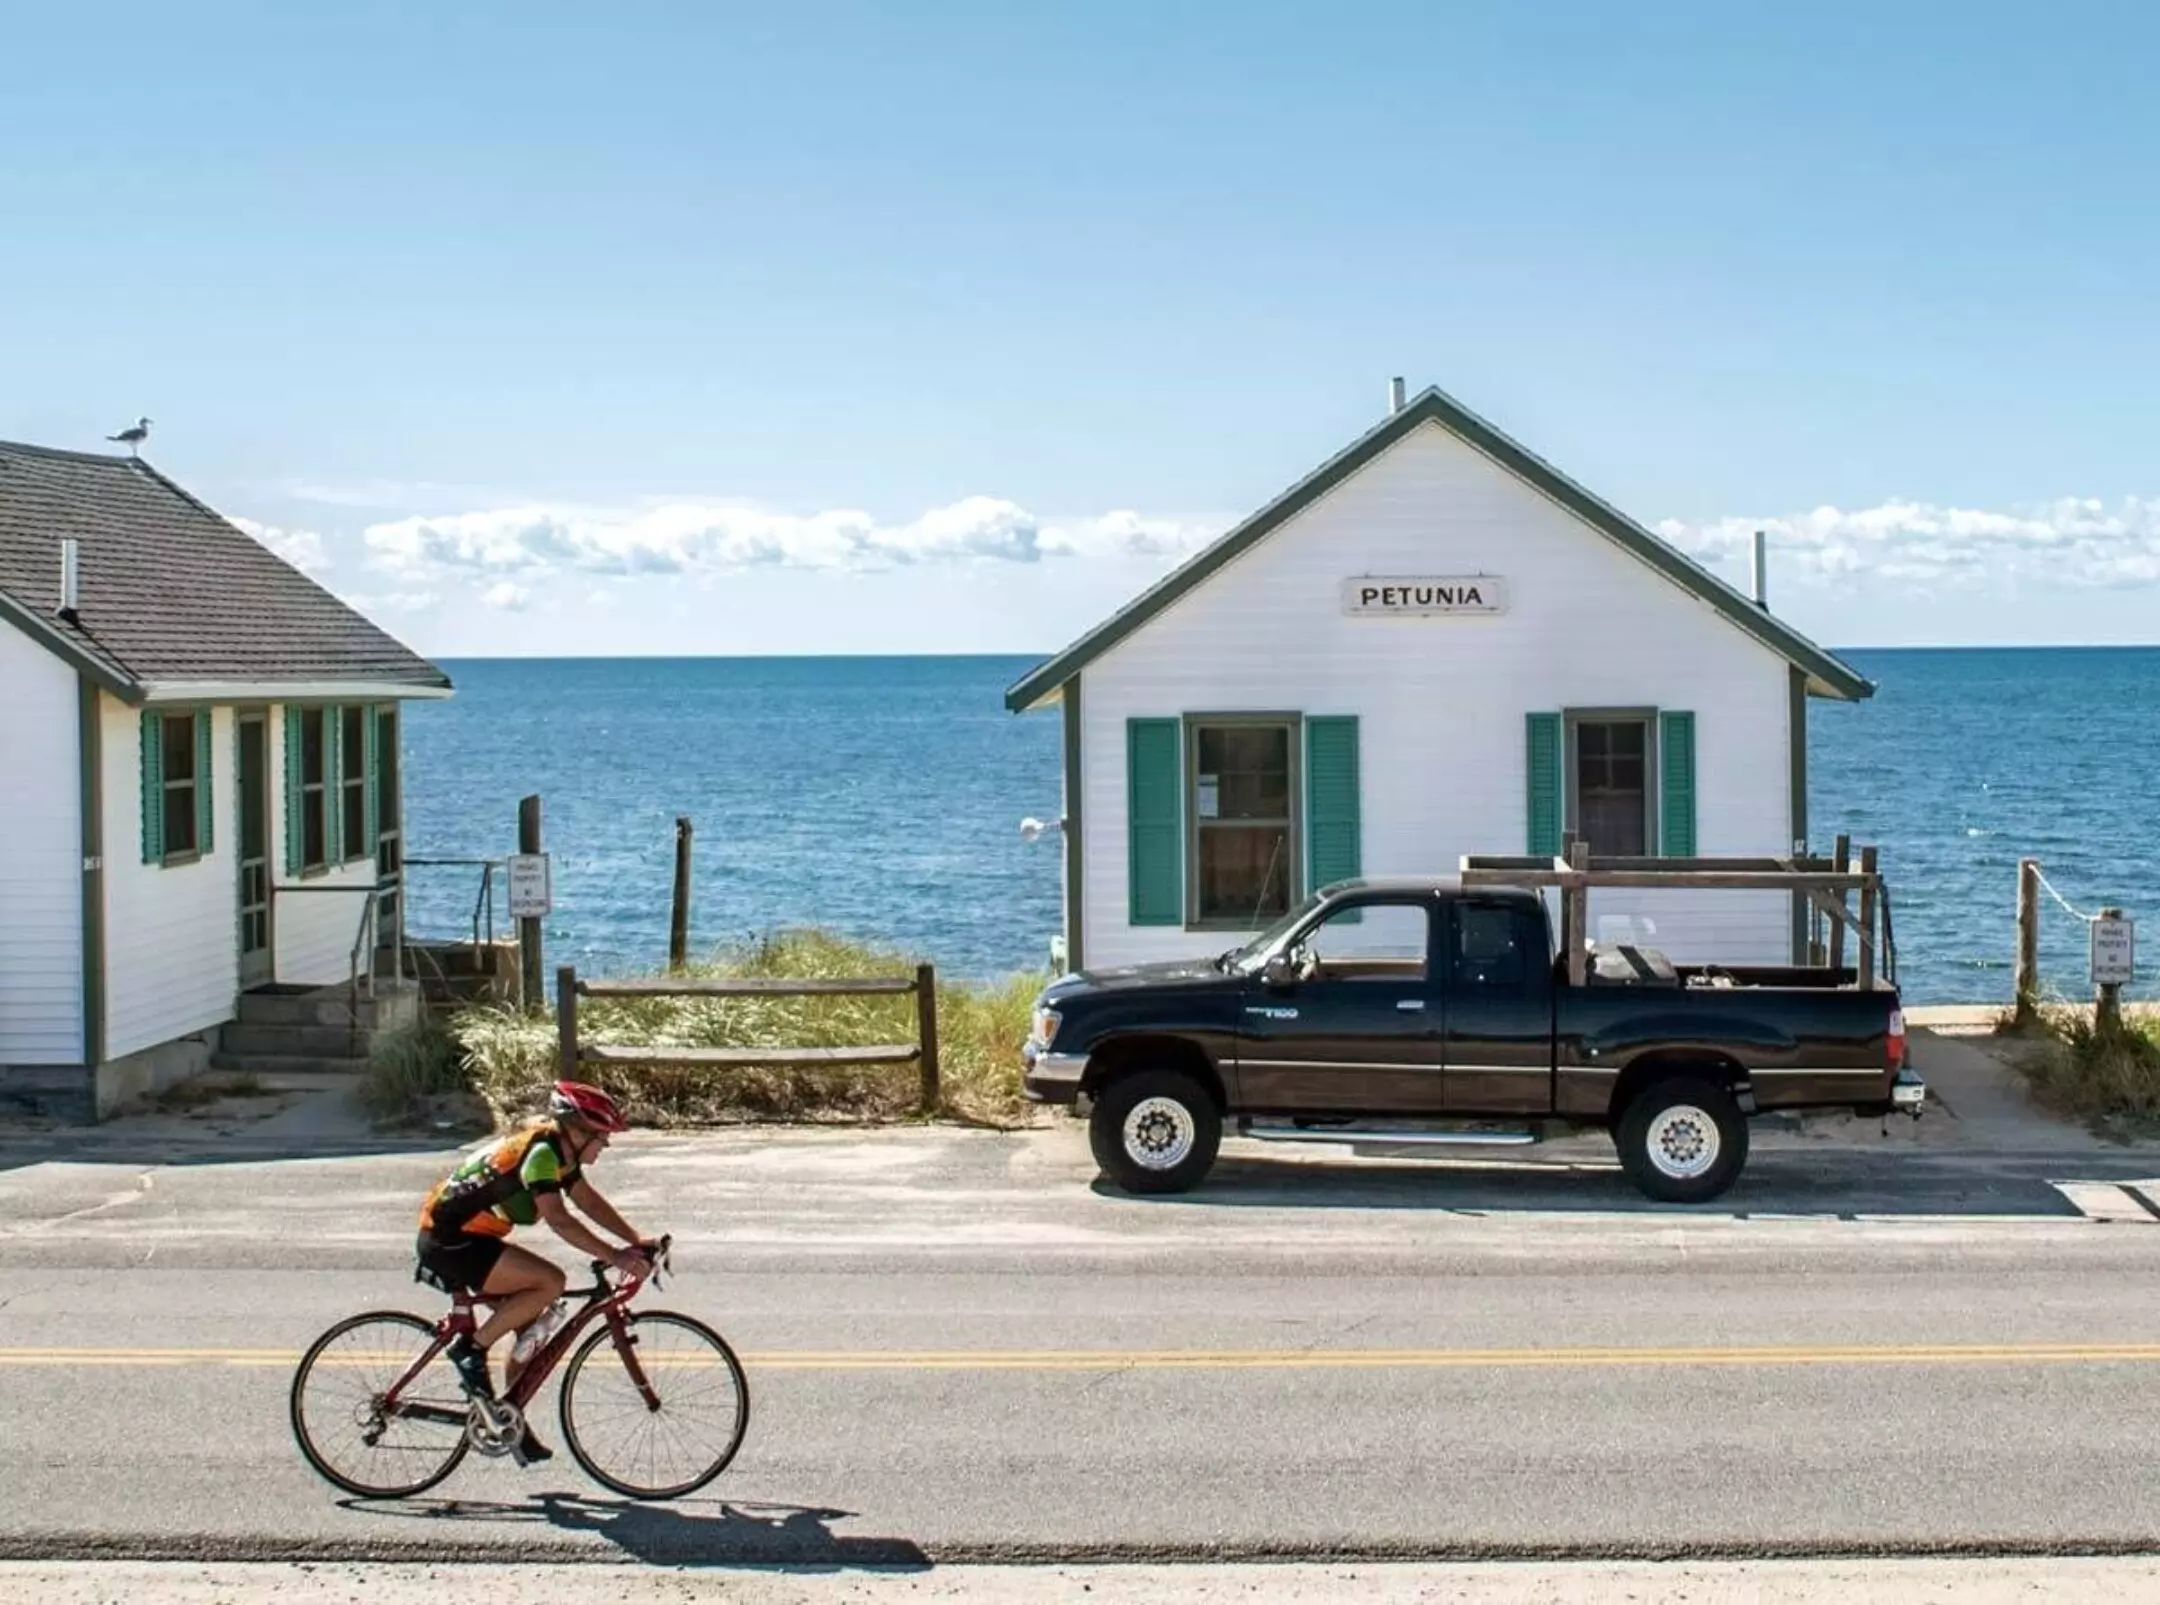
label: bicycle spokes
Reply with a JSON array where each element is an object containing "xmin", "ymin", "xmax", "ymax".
[
  {"xmin": 558, "ymin": 1312, "xmax": 749, "ymax": 1500},
  {"xmin": 289, "ymin": 1312, "xmax": 472, "ymax": 1500}
]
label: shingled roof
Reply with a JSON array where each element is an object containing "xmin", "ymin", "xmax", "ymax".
[{"xmin": 0, "ymin": 441, "xmax": 449, "ymax": 702}]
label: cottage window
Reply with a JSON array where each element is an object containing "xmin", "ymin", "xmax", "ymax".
[
  {"xmin": 1187, "ymin": 718, "xmax": 1299, "ymax": 924},
  {"xmin": 159, "ymin": 712, "xmax": 201, "ymax": 861},
  {"xmin": 1568, "ymin": 715, "xmax": 1652, "ymax": 858},
  {"xmin": 340, "ymin": 705, "xmax": 369, "ymax": 863},
  {"xmin": 299, "ymin": 708, "xmax": 329, "ymax": 872}
]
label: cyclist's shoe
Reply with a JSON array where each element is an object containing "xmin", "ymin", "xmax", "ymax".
[
  {"xmin": 510, "ymin": 1422, "xmax": 554, "ymax": 1466},
  {"xmin": 446, "ymin": 1333, "xmax": 495, "ymax": 1401}
]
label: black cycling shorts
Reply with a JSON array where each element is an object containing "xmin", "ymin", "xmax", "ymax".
[{"xmin": 415, "ymin": 1228, "xmax": 506, "ymax": 1294}]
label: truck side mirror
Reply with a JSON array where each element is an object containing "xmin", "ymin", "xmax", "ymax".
[{"xmin": 1262, "ymin": 953, "xmax": 1297, "ymax": 988}]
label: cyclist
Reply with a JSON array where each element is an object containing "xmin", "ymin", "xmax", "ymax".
[{"xmin": 415, "ymin": 1079, "xmax": 655, "ymax": 1465}]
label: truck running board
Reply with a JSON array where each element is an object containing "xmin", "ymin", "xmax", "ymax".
[{"xmin": 1240, "ymin": 1123, "xmax": 1541, "ymax": 1148}]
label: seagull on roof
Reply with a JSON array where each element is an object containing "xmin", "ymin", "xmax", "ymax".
[{"xmin": 107, "ymin": 416, "xmax": 152, "ymax": 455}]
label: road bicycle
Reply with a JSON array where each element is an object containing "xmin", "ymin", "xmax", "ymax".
[{"xmin": 289, "ymin": 1233, "xmax": 749, "ymax": 1501}]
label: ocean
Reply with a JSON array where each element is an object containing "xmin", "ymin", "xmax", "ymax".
[{"xmin": 397, "ymin": 649, "xmax": 2160, "ymax": 1007}]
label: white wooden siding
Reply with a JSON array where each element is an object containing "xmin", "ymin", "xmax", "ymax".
[
  {"xmin": 100, "ymin": 696, "xmax": 237, "ymax": 1061},
  {"xmin": 1079, "ymin": 420, "xmax": 1796, "ymax": 971},
  {"xmin": 0, "ymin": 620, "xmax": 85, "ymax": 1064},
  {"xmin": 267, "ymin": 702, "xmax": 382, "ymax": 987}
]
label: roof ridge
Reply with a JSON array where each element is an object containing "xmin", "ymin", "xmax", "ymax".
[
  {"xmin": 1001, "ymin": 384, "xmax": 1874, "ymax": 711},
  {"xmin": 0, "ymin": 439, "xmax": 140, "ymax": 466}
]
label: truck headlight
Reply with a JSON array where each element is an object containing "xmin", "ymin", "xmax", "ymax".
[{"xmin": 1031, "ymin": 1007, "xmax": 1061, "ymax": 1047}]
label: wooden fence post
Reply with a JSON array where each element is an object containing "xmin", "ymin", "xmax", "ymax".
[
  {"xmin": 2015, "ymin": 858, "xmax": 2042, "ymax": 1027},
  {"xmin": 2096, "ymin": 907, "xmax": 2126, "ymax": 1037},
  {"xmin": 557, "ymin": 964, "xmax": 580, "ymax": 1079},
  {"xmin": 915, "ymin": 962, "xmax": 940, "ymax": 1114},
  {"xmin": 518, "ymin": 794, "xmax": 544, "ymax": 1014},
  {"xmin": 669, "ymin": 816, "xmax": 694, "ymax": 972}
]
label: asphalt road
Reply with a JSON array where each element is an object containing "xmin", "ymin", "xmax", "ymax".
[{"xmin": 5, "ymin": 1116, "xmax": 2160, "ymax": 1565}]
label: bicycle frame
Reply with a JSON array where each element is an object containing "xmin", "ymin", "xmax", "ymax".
[{"xmin": 377, "ymin": 1236, "xmax": 672, "ymax": 1432}]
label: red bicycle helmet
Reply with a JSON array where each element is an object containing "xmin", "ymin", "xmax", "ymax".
[{"xmin": 549, "ymin": 1079, "xmax": 629, "ymax": 1133}]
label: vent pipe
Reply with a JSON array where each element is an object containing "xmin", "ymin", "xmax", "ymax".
[
  {"xmin": 1388, "ymin": 376, "xmax": 1406, "ymax": 415},
  {"xmin": 58, "ymin": 538, "xmax": 81, "ymax": 625},
  {"xmin": 1751, "ymin": 529, "xmax": 1768, "ymax": 608}
]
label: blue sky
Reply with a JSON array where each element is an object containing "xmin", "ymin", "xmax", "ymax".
[{"xmin": 3, "ymin": 1, "xmax": 2155, "ymax": 655}]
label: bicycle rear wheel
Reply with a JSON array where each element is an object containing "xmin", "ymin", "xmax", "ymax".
[
  {"xmin": 558, "ymin": 1310, "xmax": 749, "ymax": 1500},
  {"xmin": 290, "ymin": 1311, "xmax": 471, "ymax": 1498}
]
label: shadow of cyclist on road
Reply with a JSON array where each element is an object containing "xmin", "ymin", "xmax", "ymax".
[{"xmin": 340, "ymin": 1491, "xmax": 931, "ymax": 1572}]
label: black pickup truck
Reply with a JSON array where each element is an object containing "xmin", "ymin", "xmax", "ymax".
[{"xmin": 1021, "ymin": 875, "xmax": 1925, "ymax": 1203}]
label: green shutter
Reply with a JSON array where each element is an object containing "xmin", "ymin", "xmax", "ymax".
[
  {"xmin": 1660, "ymin": 710, "xmax": 1697, "ymax": 857},
  {"xmin": 283, "ymin": 706, "xmax": 303, "ymax": 875},
  {"xmin": 1127, "ymin": 718, "xmax": 1182, "ymax": 926},
  {"xmin": 1305, "ymin": 716, "xmax": 1361, "ymax": 917},
  {"xmin": 325, "ymin": 706, "xmax": 344, "ymax": 864},
  {"xmin": 195, "ymin": 711, "xmax": 213, "ymax": 856},
  {"xmin": 1525, "ymin": 713, "xmax": 1562, "ymax": 858},
  {"xmin": 139, "ymin": 711, "xmax": 163, "ymax": 864},
  {"xmin": 361, "ymin": 704, "xmax": 381, "ymax": 853}
]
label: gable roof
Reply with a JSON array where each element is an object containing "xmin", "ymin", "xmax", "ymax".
[
  {"xmin": 1004, "ymin": 384, "xmax": 1873, "ymax": 711},
  {"xmin": 0, "ymin": 440, "xmax": 450, "ymax": 703}
]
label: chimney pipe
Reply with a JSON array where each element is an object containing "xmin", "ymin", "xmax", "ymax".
[
  {"xmin": 58, "ymin": 538, "xmax": 80, "ymax": 625},
  {"xmin": 1751, "ymin": 529, "xmax": 1767, "ymax": 608},
  {"xmin": 1388, "ymin": 376, "xmax": 1406, "ymax": 415}
]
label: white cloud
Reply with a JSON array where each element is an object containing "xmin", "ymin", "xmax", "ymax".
[
  {"xmin": 231, "ymin": 515, "xmax": 332, "ymax": 577},
  {"xmin": 362, "ymin": 497, "xmax": 1223, "ymax": 582},
  {"xmin": 1657, "ymin": 497, "xmax": 2160, "ymax": 591},
  {"xmin": 480, "ymin": 581, "xmax": 533, "ymax": 612}
]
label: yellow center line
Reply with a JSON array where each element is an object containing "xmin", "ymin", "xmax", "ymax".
[{"xmin": 5, "ymin": 1342, "xmax": 2160, "ymax": 1371}]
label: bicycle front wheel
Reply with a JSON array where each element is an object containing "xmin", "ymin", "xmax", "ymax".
[
  {"xmin": 289, "ymin": 1311, "xmax": 471, "ymax": 1499},
  {"xmin": 558, "ymin": 1310, "xmax": 749, "ymax": 1500}
]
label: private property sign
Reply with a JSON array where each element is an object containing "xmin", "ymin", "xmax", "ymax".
[
  {"xmin": 1342, "ymin": 576, "xmax": 1507, "ymax": 615},
  {"xmin": 508, "ymin": 853, "xmax": 552, "ymax": 920},
  {"xmin": 2092, "ymin": 912, "xmax": 2135, "ymax": 987}
]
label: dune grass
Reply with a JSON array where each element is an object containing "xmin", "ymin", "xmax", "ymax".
[
  {"xmin": 2004, "ymin": 1000, "xmax": 2160, "ymax": 1137},
  {"xmin": 363, "ymin": 928, "xmax": 1043, "ymax": 1131}
]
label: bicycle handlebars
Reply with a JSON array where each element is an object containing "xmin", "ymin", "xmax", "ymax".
[{"xmin": 577, "ymin": 1231, "xmax": 672, "ymax": 1302}]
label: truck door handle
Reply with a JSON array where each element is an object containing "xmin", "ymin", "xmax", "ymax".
[{"xmin": 1396, "ymin": 999, "xmax": 1426, "ymax": 1011}]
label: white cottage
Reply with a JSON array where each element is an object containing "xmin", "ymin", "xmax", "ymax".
[
  {"xmin": 0, "ymin": 439, "xmax": 452, "ymax": 1120},
  {"xmin": 1006, "ymin": 381, "xmax": 1873, "ymax": 975}
]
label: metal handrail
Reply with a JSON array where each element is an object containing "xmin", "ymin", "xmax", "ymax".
[
  {"xmin": 268, "ymin": 880, "xmax": 403, "ymax": 1026},
  {"xmin": 402, "ymin": 856, "xmax": 506, "ymax": 947}
]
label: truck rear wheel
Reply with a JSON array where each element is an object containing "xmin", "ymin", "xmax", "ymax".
[
  {"xmin": 1089, "ymin": 1069, "xmax": 1221, "ymax": 1195},
  {"xmin": 1616, "ymin": 1076, "xmax": 1748, "ymax": 1204}
]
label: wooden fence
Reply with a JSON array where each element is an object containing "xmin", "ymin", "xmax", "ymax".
[{"xmin": 554, "ymin": 963, "xmax": 941, "ymax": 1113}]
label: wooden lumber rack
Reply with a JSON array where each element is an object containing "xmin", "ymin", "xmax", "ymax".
[{"xmin": 1460, "ymin": 841, "xmax": 1894, "ymax": 990}]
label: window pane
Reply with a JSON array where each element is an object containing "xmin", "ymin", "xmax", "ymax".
[
  {"xmin": 342, "ymin": 707, "xmax": 366, "ymax": 783},
  {"xmin": 1304, "ymin": 903, "xmax": 1429, "ymax": 976},
  {"xmin": 302, "ymin": 710, "xmax": 325, "ymax": 783},
  {"xmin": 344, "ymin": 779, "xmax": 367, "ymax": 859},
  {"xmin": 1196, "ymin": 724, "xmax": 1290, "ymax": 821},
  {"xmin": 164, "ymin": 783, "xmax": 198, "ymax": 857},
  {"xmin": 304, "ymin": 792, "xmax": 327, "ymax": 868},
  {"xmin": 162, "ymin": 714, "xmax": 196, "ymax": 783},
  {"xmin": 1580, "ymin": 794, "xmax": 1647, "ymax": 856},
  {"xmin": 1197, "ymin": 824, "xmax": 1291, "ymax": 921},
  {"xmin": 376, "ymin": 710, "xmax": 400, "ymax": 818},
  {"xmin": 1454, "ymin": 904, "xmax": 1531, "ymax": 989},
  {"xmin": 1575, "ymin": 719, "xmax": 1648, "ymax": 858}
]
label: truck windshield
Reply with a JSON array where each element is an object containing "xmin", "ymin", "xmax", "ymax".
[{"xmin": 1216, "ymin": 891, "xmax": 1329, "ymax": 973}]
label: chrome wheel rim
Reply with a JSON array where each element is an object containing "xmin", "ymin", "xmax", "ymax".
[
  {"xmin": 1123, "ymin": 1097, "xmax": 1196, "ymax": 1171},
  {"xmin": 1645, "ymin": 1105, "xmax": 1720, "ymax": 1181}
]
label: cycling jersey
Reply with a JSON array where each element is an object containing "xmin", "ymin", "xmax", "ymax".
[{"xmin": 419, "ymin": 1121, "xmax": 582, "ymax": 1240}]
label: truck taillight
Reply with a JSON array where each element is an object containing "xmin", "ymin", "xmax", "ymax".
[{"xmin": 1887, "ymin": 1007, "xmax": 1906, "ymax": 1071}]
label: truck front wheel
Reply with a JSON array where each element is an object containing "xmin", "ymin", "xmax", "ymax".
[
  {"xmin": 1089, "ymin": 1069, "xmax": 1221, "ymax": 1195},
  {"xmin": 1616, "ymin": 1076, "xmax": 1748, "ymax": 1204}
]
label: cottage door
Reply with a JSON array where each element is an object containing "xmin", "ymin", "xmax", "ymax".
[{"xmin": 236, "ymin": 711, "xmax": 274, "ymax": 989}]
